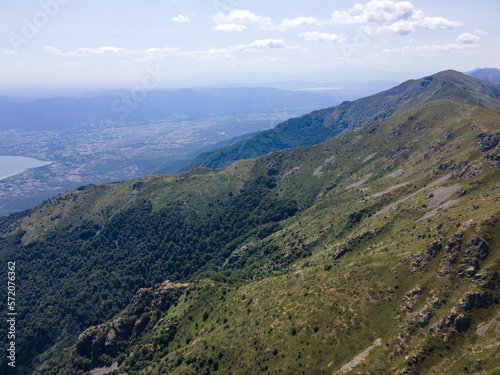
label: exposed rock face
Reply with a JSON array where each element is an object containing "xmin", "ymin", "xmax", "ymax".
[
  {"xmin": 448, "ymin": 310, "xmax": 471, "ymax": 333},
  {"xmin": 153, "ymin": 281, "xmax": 190, "ymax": 311},
  {"xmin": 473, "ymin": 268, "xmax": 500, "ymax": 289},
  {"xmin": 425, "ymin": 241, "xmax": 442, "ymax": 257},
  {"xmin": 476, "ymin": 132, "xmax": 499, "ymax": 152},
  {"xmin": 438, "ymin": 233, "xmax": 462, "ymax": 277},
  {"xmin": 403, "ymin": 287, "xmax": 422, "ymax": 311},
  {"xmin": 76, "ymin": 281, "xmax": 189, "ymax": 365},
  {"xmin": 334, "ymin": 241, "xmax": 353, "ymax": 260},
  {"xmin": 404, "ymin": 288, "xmax": 422, "ymax": 301},
  {"xmin": 465, "ymin": 237, "xmax": 490, "ymax": 261},
  {"xmin": 76, "ymin": 326, "xmax": 107, "ymax": 366},
  {"xmin": 410, "ymin": 241, "xmax": 442, "ymax": 274},
  {"xmin": 457, "ymin": 292, "xmax": 496, "ymax": 311},
  {"xmin": 76, "ymin": 318, "xmax": 135, "ymax": 363},
  {"xmin": 129, "ymin": 288, "xmax": 151, "ymax": 310},
  {"xmin": 458, "ymin": 257, "xmax": 479, "ymax": 278},
  {"xmin": 413, "ymin": 307, "xmax": 432, "ymax": 327},
  {"xmin": 105, "ymin": 318, "xmax": 135, "ymax": 357},
  {"xmin": 484, "ymin": 151, "xmax": 500, "ymax": 166}
]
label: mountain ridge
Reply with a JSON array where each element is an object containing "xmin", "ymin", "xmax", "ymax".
[{"xmin": 177, "ymin": 70, "xmax": 500, "ymax": 173}]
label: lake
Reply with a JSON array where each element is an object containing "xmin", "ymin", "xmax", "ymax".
[{"xmin": 0, "ymin": 156, "xmax": 51, "ymax": 180}]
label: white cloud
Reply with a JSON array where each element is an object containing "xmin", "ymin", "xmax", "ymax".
[
  {"xmin": 365, "ymin": 16, "xmax": 463, "ymax": 35},
  {"xmin": 278, "ymin": 16, "xmax": 320, "ymax": 30},
  {"xmin": 50, "ymin": 46, "xmax": 130, "ymax": 56},
  {"xmin": 474, "ymin": 29, "xmax": 488, "ymax": 36},
  {"xmin": 329, "ymin": 0, "xmax": 462, "ymax": 35},
  {"xmin": 298, "ymin": 31, "xmax": 346, "ymax": 43},
  {"xmin": 232, "ymin": 39, "xmax": 288, "ymax": 52},
  {"xmin": 172, "ymin": 14, "xmax": 190, "ymax": 23},
  {"xmin": 382, "ymin": 42, "xmax": 476, "ymax": 56},
  {"xmin": 44, "ymin": 40, "xmax": 293, "ymax": 64},
  {"xmin": 211, "ymin": 2, "xmax": 462, "ymax": 37},
  {"xmin": 457, "ymin": 33, "xmax": 480, "ymax": 44},
  {"xmin": 2, "ymin": 50, "xmax": 17, "ymax": 55},
  {"xmin": 214, "ymin": 24, "xmax": 247, "ymax": 32},
  {"xmin": 212, "ymin": 9, "xmax": 273, "ymax": 29},
  {"xmin": 212, "ymin": 11, "xmax": 321, "ymax": 32},
  {"xmin": 45, "ymin": 45, "xmax": 180, "ymax": 61}
]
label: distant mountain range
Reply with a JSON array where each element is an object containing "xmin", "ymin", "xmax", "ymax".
[
  {"xmin": 177, "ymin": 70, "xmax": 500, "ymax": 172},
  {"xmin": 0, "ymin": 86, "xmax": 382, "ymax": 131},
  {"xmin": 467, "ymin": 67, "xmax": 500, "ymax": 85},
  {"xmin": 0, "ymin": 69, "xmax": 499, "ymax": 374}
]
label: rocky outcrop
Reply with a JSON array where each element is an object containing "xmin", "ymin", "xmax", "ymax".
[
  {"xmin": 153, "ymin": 281, "xmax": 189, "ymax": 311},
  {"xmin": 457, "ymin": 292, "xmax": 496, "ymax": 311},
  {"xmin": 458, "ymin": 257, "xmax": 479, "ymax": 278},
  {"xmin": 76, "ymin": 325, "xmax": 107, "ymax": 366},
  {"xmin": 410, "ymin": 241, "xmax": 442, "ymax": 274},
  {"xmin": 472, "ymin": 268, "xmax": 500, "ymax": 289},
  {"xmin": 334, "ymin": 240, "xmax": 353, "ymax": 260},
  {"xmin": 445, "ymin": 308, "xmax": 471, "ymax": 333},
  {"xmin": 476, "ymin": 132, "xmax": 499, "ymax": 152},
  {"xmin": 410, "ymin": 294, "xmax": 444, "ymax": 328},
  {"xmin": 403, "ymin": 287, "xmax": 422, "ymax": 311},
  {"xmin": 465, "ymin": 237, "xmax": 490, "ymax": 261},
  {"xmin": 484, "ymin": 151, "xmax": 500, "ymax": 166},
  {"xmin": 76, "ymin": 317, "xmax": 135, "ymax": 364},
  {"xmin": 76, "ymin": 281, "xmax": 189, "ymax": 365},
  {"xmin": 438, "ymin": 233, "xmax": 462, "ymax": 277},
  {"xmin": 413, "ymin": 307, "xmax": 432, "ymax": 327},
  {"xmin": 456, "ymin": 236, "xmax": 490, "ymax": 278}
]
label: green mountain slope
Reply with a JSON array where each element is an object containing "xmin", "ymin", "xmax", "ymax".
[
  {"xmin": 178, "ymin": 70, "xmax": 500, "ymax": 173},
  {"xmin": 0, "ymin": 80, "xmax": 499, "ymax": 374}
]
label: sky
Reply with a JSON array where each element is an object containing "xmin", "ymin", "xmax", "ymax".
[{"xmin": 0, "ymin": 0, "xmax": 498, "ymax": 89}]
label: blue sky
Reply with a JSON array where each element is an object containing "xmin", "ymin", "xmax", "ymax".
[{"xmin": 0, "ymin": 0, "xmax": 498, "ymax": 88}]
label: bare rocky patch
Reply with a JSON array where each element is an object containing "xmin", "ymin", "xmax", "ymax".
[
  {"xmin": 335, "ymin": 338, "xmax": 382, "ymax": 374},
  {"xmin": 313, "ymin": 166, "xmax": 324, "ymax": 176},
  {"xmin": 363, "ymin": 153, "xmax": 377, "ymax": 163},
  {"xmin": 346, "ymin": 173, "xmax": 373, "ymax": 189}
]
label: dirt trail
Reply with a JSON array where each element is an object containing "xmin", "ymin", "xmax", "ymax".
[
  {"xmin": 363, "ymin": 153, "xmax": 377, "ymax": 163},
  {"xmin": 336, "ymin": 338, "xmax": 382, "ymax": 374},
  {"xmin": 346, "ymin": 173, "xmax": 373, "ymax": 189},
  {"xmin": 284, "ymin": 166, "xmax": 301, "ymax": 176},
  {"xmin": 386, "ymin": 168, "xmax": 404, "ymax": 179},
  {"xmin": 371, "ymin": 182, "xmax": 410, "ymax": 198},
  {"xmin": 325, "ymin": 155, "xmax": 336, "ymax": 163},
  {"xmin": 418, "ymin": 199, "xmax": 461, "ymax": 221}
]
